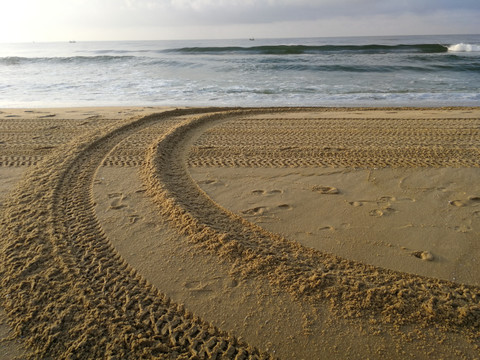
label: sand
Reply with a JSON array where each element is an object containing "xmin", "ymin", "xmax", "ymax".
[{"xmin": 0, "ymin": 106, "xmax": 479, "ymax": 359}]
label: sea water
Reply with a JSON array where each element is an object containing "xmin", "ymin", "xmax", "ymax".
[{"xmin": 0, "ymin": 34, "xmax": 479, "ymax": 108}]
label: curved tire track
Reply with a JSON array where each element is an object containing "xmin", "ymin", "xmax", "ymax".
[
  {"xmin": 143, "ymin": 109, "xmax": 480, "ymax": 343},
  {"xmin": 0, "ymin": 109, "xmax": 270, "ymax": 359}
]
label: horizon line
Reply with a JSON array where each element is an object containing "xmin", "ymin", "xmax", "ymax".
[{"xmin": 1, "ymin": 32, "xmax": 479, "ymax": 45}]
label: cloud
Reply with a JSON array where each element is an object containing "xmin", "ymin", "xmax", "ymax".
[
  {"xmin": 107, "ymin": 0, "xmax": 480, "ymax": 27},
  {"xmin": 19, "ymin": 0, "xmax": 478, "ymax": 29},
  {"xmin": 2, "ymin": 0, "xmax": 479, "ymax": 42}
]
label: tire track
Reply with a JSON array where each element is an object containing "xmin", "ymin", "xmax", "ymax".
[
  {"xmin": 4, "ymin": 114, "xmax": 478, "ymax": 169},
  {"xmin": 0, "ymin": 117, "xmax": 119, "ymax": 168},
  {"xmin": 143, "ymin": 109, "xmax": 480, "ymax": 345},
  {"xmin": 0, "ymin": 109, "xmax": 270, "ymax": 359},
  {"xmin": 188, "ymin": 117, "xmax": 480, "ymax": 168}
]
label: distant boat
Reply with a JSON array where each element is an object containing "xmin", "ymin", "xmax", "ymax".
[
  {"xmin": 249, "ymin": 38, "xmax": 255, "ymax": 41},
  {"xmin": 69, "ymin": 40, "xmax": 76, "ymax": 43}
]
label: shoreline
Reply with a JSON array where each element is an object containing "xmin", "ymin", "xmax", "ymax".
[
  {"xmin": 2, "ymin": 105, "xmax": 480, "ymax": 110},
  {"xmin": 1, "ymin": 106, "xmax": 479, "ymax": 359}
]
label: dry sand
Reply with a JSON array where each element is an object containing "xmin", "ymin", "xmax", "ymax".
[{"xmin": 0, "ymin": 106, "xmax": 479, "ymax": 359}]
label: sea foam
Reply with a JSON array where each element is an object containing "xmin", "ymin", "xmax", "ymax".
[{"xmin": 447, "ymin": 43, "xmax": 480, "ymax": 52}]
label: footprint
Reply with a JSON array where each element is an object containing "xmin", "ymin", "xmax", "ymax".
[
  {"xmin": 370, "ymin": 209, "xmax": 384, "ymax": 217},
  {"xmin": 108, "ymin": 193, "xmax": 127, "ymax": 210},
  {"xmin": 128, "ymin": 215, "xmax": 141, "ymax": 224},
  {"xmin": 110, "ymin": 198, "xmax": 126, "ymax": 210},
  {"xmin": 378, "ymin": 196, "xmax": 396, "ymax": 202},
  {"xmin": 369, "ymin": 207, "xmax": 396, "ymax": 217},
  {"xmin": 348, "ymin": 201, "xmax": 363, "ymax": 207},
  {"xmin": 348, "ymin": 199, "xmax": 378, "ymax": 207},
  {"xmin": 268, "ymin": 189, "xmax": 283, "ymax": 194},
  {"xmin": 251, "ymin": 189, "xmax": 283, "ymax": 195},
  {"xmin": 183, "ymin": 281, "xmax": 212, "ymax": 293},
  {"xmin": 449, "ymin": 200, "xmax": 466, "ymax": 207},
  {"xmin": 242, "ymin": 206, "xmax": 268, "ymax": 215},
  {"xmin": 454, "ymin": 225, "xmax": 472, "ymax": 233},
  {"xmin": 450, "ymin": 196, "xmax": 480, "ymax": 208},
  {"xmin": 252, "ymin": 190, "xmax": 265, "ymax": 195},
  {"xmin": 412, "ymin": 251, "xmax": 434, "ymax": 261},
  {"xmin": 318, "ymin": 226, "xmax": 335, "ymax": 231},
  {"xmin": 312, "ymin": 185, "xmax": 339, "ymax": 194},
  {"xmin": 398, "ymin": 197, "xmax": 416, "ymax": 203},
  {"xmin": 225, "ymin": 278, "xmax": 239, "ymax": 288}
]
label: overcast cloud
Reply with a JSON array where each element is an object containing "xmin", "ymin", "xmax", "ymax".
[
  {"xmin": 1, "ymin": 0, "xmax": 479, "ymax": 42},
  {"xmin": 88, "ymin": 0, "xmax": 480, "ymax": 26}
]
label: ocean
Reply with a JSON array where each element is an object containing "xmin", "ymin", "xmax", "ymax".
[{"xmin": 0, "ymin": 34, "xmax": 479, "ymax": 108}]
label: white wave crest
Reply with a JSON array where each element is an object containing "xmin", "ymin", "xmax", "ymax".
[{"xmin": 447, "ymin": 43, "xmax": 480, "ymax": 52}]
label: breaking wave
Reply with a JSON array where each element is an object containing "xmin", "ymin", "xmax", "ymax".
[{"xmin": 447, "ymin": 43, "xmax": 480, "ymax": 53}]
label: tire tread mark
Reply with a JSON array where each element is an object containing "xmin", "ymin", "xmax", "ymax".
[
  {"xmin": 142, "ymin": 109, "xmax": 480, "ymax": 344},
  {"xmin": 0, "ymin": 108, "xmax": 270, "ymax": 359}
]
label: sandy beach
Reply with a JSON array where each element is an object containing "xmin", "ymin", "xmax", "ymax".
[{"xmin": 0, "ymin": 106, "xmax": 479, "ymax": 359}]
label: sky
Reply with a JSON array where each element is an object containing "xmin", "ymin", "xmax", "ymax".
[{"xmin": 0, "ymin": 0, "xmax": 479, "ymax": 42}]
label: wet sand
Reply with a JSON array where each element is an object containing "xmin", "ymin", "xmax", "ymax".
[{"xmin": 0, "ymin": 107, "xmax": 479, "ymax": 359}]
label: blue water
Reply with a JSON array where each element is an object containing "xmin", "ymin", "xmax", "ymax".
[{"xmin": 0, "ymin": 35, "xmax": 479, "ymax": 108}]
